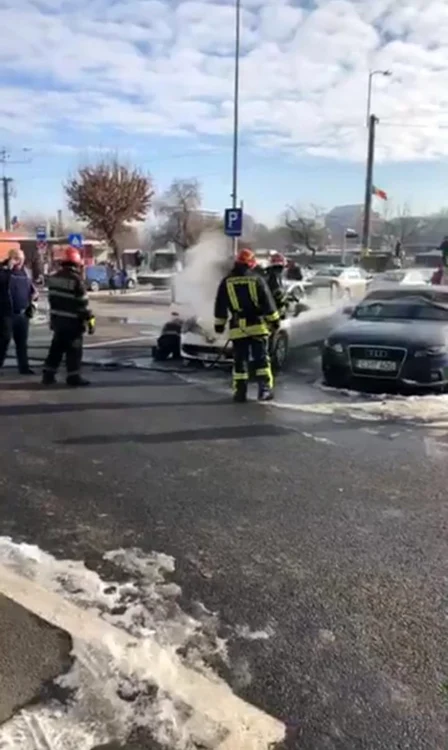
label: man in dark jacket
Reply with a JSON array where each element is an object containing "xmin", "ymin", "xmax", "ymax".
[
  {"xmin": 0, "ymin": 248, "xmax": 37, "ymax": 374},
  {"xmin": 265, "ymin": 253, "xmax": 288, "ymax": 319},
  {"xmin": 42, "ymin": 247, "xmax": 95, "ymax": 387},
  {"xmin": 214, "ymin": 247, "xmax": 280, "ymax": 402}
]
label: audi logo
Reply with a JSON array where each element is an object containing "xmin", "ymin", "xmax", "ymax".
[{"xmin": 366, "ymin": 349, "xmax": 388, "ymax": 358}]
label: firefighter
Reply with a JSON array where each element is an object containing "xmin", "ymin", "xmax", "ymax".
[
  {"xmin": 214, "ymin": 247, "xmax": 280, "ymax": 402},
  {"xmin": 42, "ymin": 247, "xmax": 95, "ymax": 387},
  {"xmin": 152, "ymin": 312, "xmax": 183, "ymax": 360},
  {"xmin": 266, "ymin": 253, "xmax": 288, "ymax": 319}
]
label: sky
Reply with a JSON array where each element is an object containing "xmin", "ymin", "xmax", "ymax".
[{"xmin": 1, "ymin": 0, "xmax": 448, "ymax": 226}]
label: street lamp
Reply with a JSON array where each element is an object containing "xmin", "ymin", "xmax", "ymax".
[
  {"xmin": 366, "ymin": 69, "xmax": 391, "ymax": 126},
  {"xmin": 231, "ymin": 0, "xmax": 241, "ymax": 255}
]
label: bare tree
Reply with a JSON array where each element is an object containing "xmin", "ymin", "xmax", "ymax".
[
  {"xmin": 65, "ymin": 158, "xmax": 153, "ymax": 267},
  {"xmin": 155, "ymin": 178, "xmax": 220, "ymax": 252},
  {"xmin": 283, "ymin": 205, "xmax": 328, "ymax": 254},
  {"xmin": 393, "ymin": 203, "xmax": 426, "ymax": 245}
]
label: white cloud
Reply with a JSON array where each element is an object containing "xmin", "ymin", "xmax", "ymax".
[{"xmin": 1, "ymin": 0, "xmax": 448, "ymax": 162}]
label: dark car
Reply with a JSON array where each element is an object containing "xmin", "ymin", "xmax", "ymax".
[{"xmin": 322, "ymin": 285, "xmax": 448, "ymax": 391}]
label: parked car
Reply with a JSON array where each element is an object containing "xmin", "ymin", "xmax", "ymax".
[
  {"xmin": 322, "ymin": 285, "xmax": 448, "ymax": 390},
  {"xmin": 307, "ymin": 265, "xmax": 370, "ymax": 300},
  {"xmin": 368, "ymin": 268, "xmax": 433, "ymax": 290},
  {"xmin": 181, "ymin": 284, "xmax": 346, "ymax": 371},
  {"xmin": 85, "ymin": 265, "xmax": 136, "ymax": 292}
]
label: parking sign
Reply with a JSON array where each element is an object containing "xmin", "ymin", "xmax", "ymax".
[{"xmin": 224, "ymin": 208, "xmax": 243, "ymax": 237}]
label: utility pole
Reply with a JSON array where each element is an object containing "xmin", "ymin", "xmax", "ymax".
[
  {"xmin": 0, "ymin": 146, "xmax": 32, "ymax": 231},
  {"xmin": 2, "ymin": 176, "xmax": 13, "ymax": 231},
  {"xmin": 361, "ymin": 114, "xmax": 378, "ymax": 253},
  {"xmin": 230, "ymin": 0, "xmax": 241, "ymax": 256}
]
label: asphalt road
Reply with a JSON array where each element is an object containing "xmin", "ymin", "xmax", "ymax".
[{"xmin": 0, "ymin": 327, "xmax": 447, "ymax": 749}]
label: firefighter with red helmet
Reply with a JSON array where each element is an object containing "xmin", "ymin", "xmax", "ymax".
[
  {"xmin": 266, "ymin": 253, "xmax": 288, "ymax": 319},
  {"xmin": 42, "ymin": 247, "xmax": 95, "ymax": 387},
  {"xmin": 214, "ymin": 247, "xmax": 280, "ymax": 402}
]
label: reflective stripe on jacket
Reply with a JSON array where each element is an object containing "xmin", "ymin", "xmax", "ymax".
[{"xmin": 214, "ymin": 264, "xmax": 280, "ymax": 340}]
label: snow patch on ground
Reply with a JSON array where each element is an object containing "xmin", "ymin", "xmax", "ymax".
[
  {"xmin": 271, "ymin": 391, "xmax": 448, "ymax": 427},
  {"xmin": 0, "ymin": 540, "xmax": 275, "ymax": 749}
]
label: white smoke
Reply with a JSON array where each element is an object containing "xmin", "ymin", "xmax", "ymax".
[{"xmin": 171, "ymin": 231, "xmax": 232, "ymax": 325}]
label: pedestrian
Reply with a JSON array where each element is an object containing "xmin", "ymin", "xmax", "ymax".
[
  {"xmin": 214, "ymin": 247, "xmax": 280, "ymax": 402},
  {"xmin": 120, "ymin": 266, "xmax": 128, "ymax": 294},
  {"xmin": 0, "ymin": 248, "xmax": 38, "ymax": 375},
  {"xmin": 42, "ymin": 247, "xmax": 95, "ymax": 387},
  {"xmin": 108, "ymin": 262, "xmax": 117, "ymax": 295}
]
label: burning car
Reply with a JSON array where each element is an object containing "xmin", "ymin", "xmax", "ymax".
[{"xmin": 180, "ymin": 283, "xmax": 346, "ymax": 370}]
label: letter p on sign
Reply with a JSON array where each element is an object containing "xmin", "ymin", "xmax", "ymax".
[{"xmin": 224, "ymin": 208, "xmax": 243, "ymax": 237}]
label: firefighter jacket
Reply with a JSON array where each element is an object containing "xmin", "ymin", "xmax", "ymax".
[
  {"xmin": 47, "ymin": 264, "xmax": 94, "ymax": 332},
  {"xmin": 265, "ymin": 267, "xmax": 288, "ymax": 318},
  {"xmin": 214, "ymin": 263, "xmax": 280, "ymax": 340}
]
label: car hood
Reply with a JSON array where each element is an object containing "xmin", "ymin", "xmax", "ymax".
[{"xmin": 330, "ymin": 318, "xmax": 448, "ymax": 347}]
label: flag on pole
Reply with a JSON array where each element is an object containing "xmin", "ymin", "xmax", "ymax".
[{"xmin": 372, "ymin": 185, "xmax": 387, "ymax": 201}]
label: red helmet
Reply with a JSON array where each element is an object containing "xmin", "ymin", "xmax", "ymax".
[
  {"xmin": 63, "ymin": 247, "xmax": 82, "ymax": 265},
  {"xmin": 236, "ymin": 248, "xmax": 257, "ymax": 268},
  {"xmin": 269, "ymin": 252, "xmax": 287, "ymax": 267}
]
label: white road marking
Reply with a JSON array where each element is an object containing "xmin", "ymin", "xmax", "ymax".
[
  {"xmin": 84, "ymin": 336, "xmax": 154, "ymax": 348},
  {"xmin": 0, "ymin": 562, "xmax": 283, "ymax": 749}
]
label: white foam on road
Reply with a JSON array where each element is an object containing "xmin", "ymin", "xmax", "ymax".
[{"xmin": 0, "ymin": 539, "xmax": 282, "ymax": 750}]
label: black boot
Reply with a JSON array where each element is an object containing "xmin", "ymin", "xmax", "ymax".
[
  {"xmin": 233, "ymin": 381, "xmax": 247, "ymax": 403},
  {"xmin": 258, "ymin": 383, "xmax": 274, "ymax": 401},
  {"xmin": 42, "ymin": 372, "xmax": 56, "ymax": 385},
  {"xmin": 66, "ymin": 375, "xmax": 90, "ymax": 387}
]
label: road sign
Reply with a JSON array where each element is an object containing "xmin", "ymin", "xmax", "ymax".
[
  {"xmin": 68, "ymin": 233, "xmax": 83, "ymax": 248},
  {"xmin": 36, "ymin": 227, "xmax": 46, "ymax": 241},
  {"xmin": 224, "ymin": 208, "xmax": 243, "ymax": 237}
]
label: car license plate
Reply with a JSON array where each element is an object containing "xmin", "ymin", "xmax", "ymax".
[{"xmin": 354, "ymin": 359, "xmax": 397, "ymax": 372}]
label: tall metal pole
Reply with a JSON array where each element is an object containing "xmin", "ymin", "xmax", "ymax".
[
  {"xmin": 366, "ymin": 73, "xmax": 373, "ymax": 128},
  {"xmin": 231, "ymin": 0, "xmax": 241, "ymax": 255},
  {"xmin": 361, "ymin": 114, "xmax": 377, "ymax": 253},
  {"xmin": 2, "ymin": 176, "xmax": 11, "ymax": 231}
]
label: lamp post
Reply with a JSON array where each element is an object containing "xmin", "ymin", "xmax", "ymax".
[
  {"xmin": 230, "ymin": 0, "xmax": 242, "ymax": 255},
  {"xmin": 366, "ymin": 69, "xmax": 391, "ymax": 127}
]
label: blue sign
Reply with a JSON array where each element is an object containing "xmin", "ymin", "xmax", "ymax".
[
  {"xmin": 68, "ymin": 233, "xmax": 83, "ymax": 248},
  {"xmin": 224, "ymin": 207, "xmax": 243, "ymax": 237},
  {"xmin": 36, "ymin": 227, "xmax": 47, "ymax": 241}
]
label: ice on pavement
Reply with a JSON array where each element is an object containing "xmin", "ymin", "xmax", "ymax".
[
  {"xmin": 0, "ymin": 539, "xmax": 274, "ymax": 749},
  {"xmin": 273, "ymin": 385, "xmax": 448, "ymax": 427}
]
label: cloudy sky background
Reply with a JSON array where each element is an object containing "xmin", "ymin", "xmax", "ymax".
[{"xmin": 1, "ymin": 0, "xmax": 448, "ymax": 223}]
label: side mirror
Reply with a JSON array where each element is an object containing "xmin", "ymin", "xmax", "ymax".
[{"xmin": 343, "ymin": 305, "xmax": 354, "ymax": 315}]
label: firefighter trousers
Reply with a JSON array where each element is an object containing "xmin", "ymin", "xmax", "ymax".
[
  {"xmin": 43, "ymin": 330, "xmax": 83, "ymax": 380},
  {"xmin": 232, "ymin": 336, "xmax": 273, "ymax": 393}
]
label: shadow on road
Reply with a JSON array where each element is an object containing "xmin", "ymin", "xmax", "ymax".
[
  {"xmin": 0, "ymin": 378, "xmax": 184, "ymax": 391},
  {"xmin": 0, "ymin": 399, "xmax": 229, "ymax": 416},
  {"xmin": 59, "ymin": 423, "xmax": 292, "ymax": 446}
]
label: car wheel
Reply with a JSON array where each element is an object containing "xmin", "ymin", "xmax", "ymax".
[
  {"xmin": 89, "ymin": 281, "xmax": 100, "ymax": 292},
  {"xmin": 271, "ymin": 331, "xmax": 289, "ymax": 371}
]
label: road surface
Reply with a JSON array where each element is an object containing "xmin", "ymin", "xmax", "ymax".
[{"xmin": 0, "ymin": 314, "xmax": 447, "ymax": 749}]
